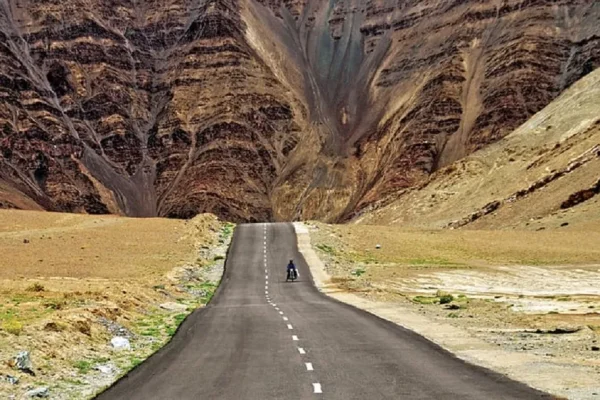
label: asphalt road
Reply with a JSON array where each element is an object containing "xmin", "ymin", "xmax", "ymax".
[{"xmin": 97, "ymin": 223, "xmax": 551, "ymax": 399}]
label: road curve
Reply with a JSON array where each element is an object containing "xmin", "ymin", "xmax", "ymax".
[{"xmin": 96, "ymin": 223, "xmax": 551, "ymax": 399}]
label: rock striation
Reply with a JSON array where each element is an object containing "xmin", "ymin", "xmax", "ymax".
[{"xmin": 0, "ymin": 0, "xmax": 598, "ymax": 222}]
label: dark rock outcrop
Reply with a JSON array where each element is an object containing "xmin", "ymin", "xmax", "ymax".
[{"xmin": 561, "ymin": 179, "xmax": 600, "ymax": 209}]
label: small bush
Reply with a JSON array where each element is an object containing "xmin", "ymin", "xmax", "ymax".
[
  {"xmin": 3, "ymin": 319, "xmax": 23, "ymax": 335},
  {"xmin": 73, "ymin": 360, "xmax": 92, "ymax": 374},
  {"xmin": 439, "ymin": 294, "xmax": 454, "ymax": 304},
  {"xmin": 436, "ymin": 290, "xmax": 454, "ymax": 304},
  {"xmin": 174, "ymin": 313, "xmax": 187, "ymax": 325},
  {"xmin": 221, "ymin": 223, "xmax": 235, "ymax": 238},
  {"xmin": 351, "ymin": 268, "xmax": 366, "ymax": 277},
  {"xmin": 316, "ymin": 243, "xmax": 335, "ymax": 255},
  {"xmin": 130, "ymin": 357, "xmax": 143, "ymax": 368},
  {"xmin": 213, "ymin": 255, "xmax": 224, "ymax": 261},
  {"xmin": 447, "ymin": 312, "xmax": 459, "ymax": 318},
  {"xmin": 141, "ymin": 327, "xmax": 161, "ymax": 337},
  {"xmin": 166, "ymin": 326, "xmax": 177, "ymax": 336},
  {"xmin": 26, "ymin": 283, "xmax": 45, "ymax": 292}
]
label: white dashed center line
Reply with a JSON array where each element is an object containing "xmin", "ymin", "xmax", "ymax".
[{"xmin": 262, "ymin": 225, "xmax": 322, "ymax": 395}]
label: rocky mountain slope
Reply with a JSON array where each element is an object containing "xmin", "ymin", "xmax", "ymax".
[
  {"xmin": 357, "ymin": 67, "xmax": 600, "ymax": 230},
  {"xmin": 0, "ymin": 0, "xmax": 598, "ymax": 222}
]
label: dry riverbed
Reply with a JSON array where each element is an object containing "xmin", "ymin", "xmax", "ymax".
[
  {"xmin": 304, "ymin": 222, "xmax": 600, "ymax": 400},
  {"xmin": 0, "ymin": 210, "xmax": 233, "ymax": 399}
]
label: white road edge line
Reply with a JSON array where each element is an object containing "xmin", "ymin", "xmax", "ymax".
[
  {"xmin": 287, "ymin": 324, "xmax": 293, "ymax": 330},
  {"xmin": 313, "ymin": 383, "xmax": 322, "ymax": 394},
  {"xmin": 305, "ymin": 363, "xmax": 313, "ymax": 371},
  {"xmin": 298, "ymin": 347, "xmax": 305, "ymax": 354}
]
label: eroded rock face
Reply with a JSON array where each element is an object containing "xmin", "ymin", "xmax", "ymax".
[{"xmin": 0, "ymin": 0, "xmax": 598, "ymax": 222}]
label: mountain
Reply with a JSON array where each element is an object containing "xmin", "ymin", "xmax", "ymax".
[
  {"xmin": 356, "ymin": 67, "xmax": 600, "ymax": 230},
  {"xmin": 0, "ymin": 0, "xmax": 598, "ymax": 222}
]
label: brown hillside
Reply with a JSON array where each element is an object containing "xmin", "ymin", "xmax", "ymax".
[
  {"xmin": 0, "ymin": 0, "xmax": 598, "ymax": 221},
  {"xmin": 357, "ymin": 67, "xmax": 600, "ymax": 230}
]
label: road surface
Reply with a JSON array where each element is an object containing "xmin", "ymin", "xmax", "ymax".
[{"xmin": 97, "ymin": 223, "xmax": 551, "ymax": 399}]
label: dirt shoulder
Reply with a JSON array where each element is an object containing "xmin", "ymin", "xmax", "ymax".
[
  {"xmin": 296, "ymin": 222, "xmax": 600, "ymax": 400},
  {"xmin": 0, "ymin": 210, "xmax": 234, "ymax": 399}
]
